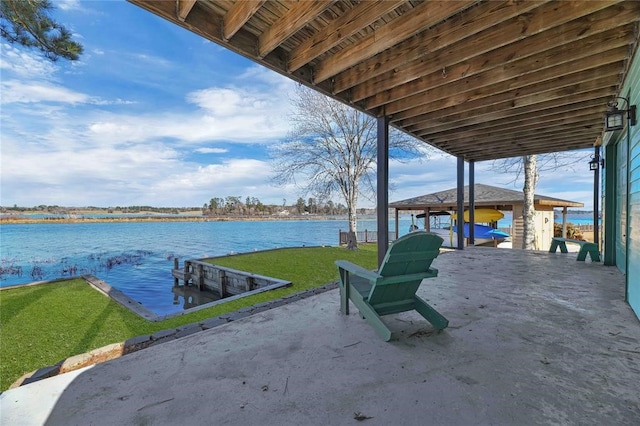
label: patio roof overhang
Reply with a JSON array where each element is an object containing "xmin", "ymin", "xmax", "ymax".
[{"xmin": 129, "ymin": 0, "xmax": 639, "ymax": 162}]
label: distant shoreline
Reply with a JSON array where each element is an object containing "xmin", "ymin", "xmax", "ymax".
[{"xmin": 0, "ymin": 214, "xmax": 350, "ymax": 225}]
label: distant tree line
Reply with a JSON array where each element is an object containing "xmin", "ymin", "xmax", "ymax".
[
  {"xmin": 202, "ymin": 196, "xmax": 354, "ymax": 216},
  {"xmin": 0, "ymin": 205, "xmax": 200, "ymax": 215},
  {"xmin": 110, "ymin": 206, "xmax": 195, "ymax": 214},
  {"xmin": 1, "ymin": 202, "xmax": 374, "ymax": 217}
]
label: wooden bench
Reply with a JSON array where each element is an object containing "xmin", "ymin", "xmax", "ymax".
[{"xmin": 549, "ymin": 237, "xmax": 600, "ymax": 262}]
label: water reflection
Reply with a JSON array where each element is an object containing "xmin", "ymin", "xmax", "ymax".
[{"xmin": 171, "ymin": 285, "xmax": 220, "ymax": 310}]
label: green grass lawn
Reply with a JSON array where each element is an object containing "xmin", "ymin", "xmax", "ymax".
[{"xmin": 0, "ymin": 245, "xmax": 377, "ymax": 391}]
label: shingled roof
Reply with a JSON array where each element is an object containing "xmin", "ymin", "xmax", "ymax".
[{"xmin": 390, "ymin": 184, "xmax": 583, "ymax": 211}]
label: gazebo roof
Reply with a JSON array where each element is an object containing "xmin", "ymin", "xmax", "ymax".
[
  {"xmin": 129, "ymin": 0, "xmax": 639, "ymax": 161},
  {"xmin": 389, "ymin": 184, "xmax": 584, "ymax": 210}
]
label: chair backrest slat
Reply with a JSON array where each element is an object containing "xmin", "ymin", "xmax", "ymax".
[{"xmin": 378, "ymin": 232, "xmax": 443, "ymax": 277}]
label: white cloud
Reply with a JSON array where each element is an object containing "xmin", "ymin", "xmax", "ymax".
[
  {"xmin": 187, "ymin": 87, "xmax": 254, "ymax": 117},
  {"xmin": 0, "ymin": 54, "xmax": 299, "ymax": 207},
  {"xmin": 57, "ymin": 0, "xmax": 82, "ymax": 11},
  {"xmin": 3, "ymin": 154, "xmax": 293, "ymax": 207},
  {"xmin": 196, "ymin": 148, "xmax": 228, "ymax": 154},
  {"xmin": 1, "ymin": 80, "xmax": 90, "ymax": 104},
  {"xmin": 86, "ymin": 83, "xmax": 292, "ymax": 145},
  {"xmin": 0, "ymin": 44, "xmax": 57, "ymax": 78},
  {"xmin": 131, "ymin": 52, "xmax": 173, "ymax": 69},
  {"xmin": 156, "ymin": 159, "xmax": 272, "ymax": 190},
  {"xmin": 238, "ymin": 65, "xmax": 295, "ymax": 90}
]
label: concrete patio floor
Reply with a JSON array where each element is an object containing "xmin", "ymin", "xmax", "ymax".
[{"xmin": 2, "ymin": 247, "xmax": 639, "ymax": 425}]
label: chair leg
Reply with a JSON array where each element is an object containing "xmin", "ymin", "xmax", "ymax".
[
  {"xmin": 352, "ymin": 299, "xmax": 393, "ymax": 341},
  {"xmin": 358, "ymin": 305, "xmax": 391, "ymax": 342},
  {"xmin": 414, "ymin": 296, "xmax": 449, "ymax": 330},
  {"xmin": 576, "ymin": 247, "xmax": 587, "ymax": 261},
  {"xmin": 338, "ymin": 268, "xmax": 349, "ymax": 315}
]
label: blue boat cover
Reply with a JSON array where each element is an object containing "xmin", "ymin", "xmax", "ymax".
[{"xmin": 463, "ymin": 223, "xmax": 510, "ymax": 239}]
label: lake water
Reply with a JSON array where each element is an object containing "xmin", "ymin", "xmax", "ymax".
[
  {"xmin": 0, "ymin": 213, "xmax": 593, "ymax": 315},
  {"xmin": 0, "ymin": 218, "xmax": 391, "ymax": 315}
]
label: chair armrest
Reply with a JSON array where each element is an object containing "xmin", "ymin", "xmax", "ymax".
[{"xmin": 335, "ymin": 260, "xmax": 381, "ymax": 281}]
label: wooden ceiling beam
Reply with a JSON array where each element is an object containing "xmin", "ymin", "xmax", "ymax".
[
  {"xmin": 176, "ymin": 0, "xmax": 196, "ymax": 22},
  {"xmin": 332, "ymin": 0, "xmax": 545, "ymax": 94},
  {"xmin": 287, "ymin": 0, "xmax": 404, "ymax": 73},
  {"xmin": 383, "ymin": 47, "xmax": 628, "ymax": 116},
  {"xmin": 130, "ymin": 1, "xmax": 254, "ymax": 54},
  {"xmin": 429, "ymin": 117, "xmax": 602, "ymax": 149},
  {"xmin": 450, "ymin": 138, "xmax": 595, "ymax": 160},
  {"xmin": 353, "ymin": 17, "xmax": 636, "ymax": 104},
  {"xmin": 425, "ymin": 135, "xmax": 599, "ymax": 159},
  {"xmin": 453, "ymin": 133, "xmax": 599, "ymax": 160},
  {"xmin": 352, "ymin": 0, "xmax": 620, "ymax": 102},
  {"xmin": 368, "ymin": 35, "xmax": 631, "ymax": 113},
  {"xmin": 398, "ymin": 83, "xmax": 616, "ymax": 131},
  {"xmin": 312, "ymin": 0, "xmax": 476, "ymax": 84},
  {"xmin": 437, "ymin": 131, "xmax": 598, "ymax": 160},
  {"xmin": 436, "ymin": 132, "xmax": 599, "ymax": 157},
  {"xmin": 444, "ymin": 127, "xmax": 597, "ymax": 149},
  {"xmin": 407, "ymin": 88, "xmax": 615, "ymax": 135},
  {"xmin": 258, "ymin": 0, "xmax": 333, "ymax": 58},
  {"xmin": 412, "ymin": 85, "xmax": 610, "ymax": 147},
  {"xmin": 421, "ymin": 110, "xmax": 605, "ymax": 142},
  {"xmin": 395, "ymin": 75, "xmax": 618, "ymax": 127},
  {"xmin": 414, "ymin": 100, "xmax": 608, "ymax": 139},
  {"xmin": 223, "ymin": 0, "xmax": 265, "ymax": 41},
  {"xmin": 460, "ymin": 143, "xmax": 596, "ymax": 161}
]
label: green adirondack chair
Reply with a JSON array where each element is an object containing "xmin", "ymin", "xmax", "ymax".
[{"xmin": 335, "ymin": 231, "xmax": 448, "ymax": 341}]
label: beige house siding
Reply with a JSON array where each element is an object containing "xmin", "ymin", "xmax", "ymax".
[
  {"xmin": 512, "ymin": 204, "xmax": 524, "ymax": 249},
  {"xmin": 511, "ymin": 205, "xmax": 554, "ymax": 250}
]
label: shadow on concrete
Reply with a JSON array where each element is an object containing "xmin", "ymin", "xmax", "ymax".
[{"xmin": 2, "ymin": 247, "xmax": 639, "ymax": 425}]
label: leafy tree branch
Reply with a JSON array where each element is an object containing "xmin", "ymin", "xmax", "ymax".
[{"xmin": 1, "ymin": 0, "xmax": 83, "ymax": 61}]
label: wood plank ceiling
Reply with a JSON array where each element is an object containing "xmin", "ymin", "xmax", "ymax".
[{"xmin": 128, "ymin": 0, "xmax": 640, "ymax": 162}]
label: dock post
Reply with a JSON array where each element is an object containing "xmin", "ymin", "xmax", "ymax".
[
  {"xmin": 173, "ymin": 258, "xmax": 179, "ymax": 286},
  {"xmin": 245, "ymin": 276, "xmax": 255, "ymax": 291},
  {"xmin": 218, "ymin": 270, "xmax": 227, "ymax": 297},
  {"xmin": 197, "ymin": 263, "xmax": 204, "ymax": 290}
]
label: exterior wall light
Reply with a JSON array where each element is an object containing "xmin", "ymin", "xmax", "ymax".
[
  {"xmin": 604, "ymin": 96, "xmax": 636, "ymax": 131},
  {"xmin": 589, "ymin": 154, "xmax": 604, "ymax": 171}
]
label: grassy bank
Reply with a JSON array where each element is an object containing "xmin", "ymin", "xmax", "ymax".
[{"xmin": 0, "ymin": 245, "xmax": 377, "ymax": 391}]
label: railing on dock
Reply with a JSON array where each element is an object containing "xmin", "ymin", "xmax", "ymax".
[
  {"xmin": 338, "ymin": 229, "xmax": 397, "ymax": 245},
  {"xmin": 339, "ymin": 224, "xmax": 591, "ymax": 246},
  {"xmin": 498, "ymin": 227, "xmax": 511, "ymax": 235},
  {"xmin": 172, "ymin": 258, "xmax": 290, "ymax": 299}
]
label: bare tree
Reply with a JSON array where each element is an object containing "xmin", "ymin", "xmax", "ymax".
[
  {"xmin": 271, "ymin": 85, "xmax": 426, "ymax": 248},
  {"xmin": 491, "ymin": 152, "xmax": 589, "ymax": 249},
  {"xmin": 1, "ymin": 0, "xmax": 83, "ymax": 61},
  {"xmin": 522, "ymin": 155, "xmax": 538, "ymax": 250}
]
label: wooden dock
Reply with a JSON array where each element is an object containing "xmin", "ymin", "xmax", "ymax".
[{"xmin": 171, "ymin": 258, "xmax": 291, "ymax": 300}]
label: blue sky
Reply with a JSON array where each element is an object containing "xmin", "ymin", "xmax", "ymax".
[{"xmin": 0, "ymin": 0, "xmax": 597, "ymax": 209}]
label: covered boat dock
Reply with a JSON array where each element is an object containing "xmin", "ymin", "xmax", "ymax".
[{"xmin": 391, "ymin": 184, "xmax": 584, "ymax": 249}]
